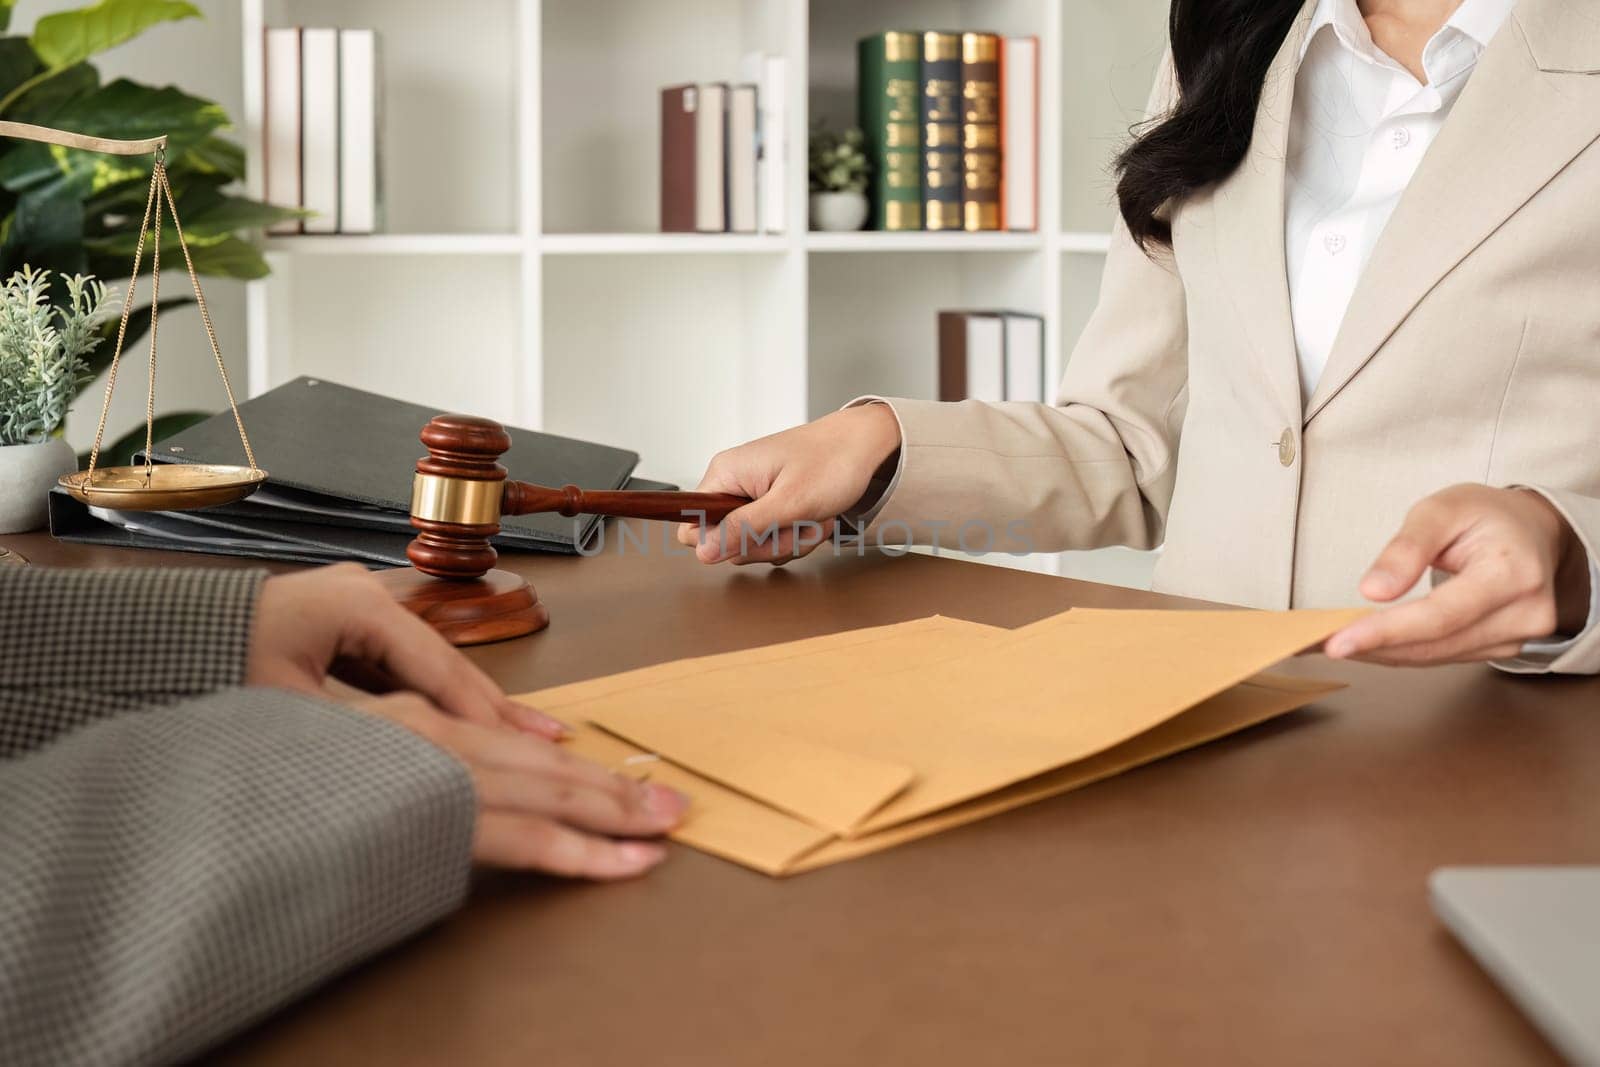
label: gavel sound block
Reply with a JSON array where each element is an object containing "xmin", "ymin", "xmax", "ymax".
[{"xmin": 374, "ymin": 414, "xmax": 748, "ymax": 645}]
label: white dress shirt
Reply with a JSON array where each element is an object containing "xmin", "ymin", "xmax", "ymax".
[
  {"xmin": 857, "ymin": 0, "xmax": 1597, "ymax": 646},
  {"xmin": 1285, "ymin": 0, "xmax": 1515, "ymax": 399},
  {"xmin": 1287, "ymin": 0, "xmax": 1597, "ymax": 652}
]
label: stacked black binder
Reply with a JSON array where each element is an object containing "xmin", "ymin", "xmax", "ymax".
[{"xmin": 49, "ymin": 377, "xmax": 656, "ymax": 567}]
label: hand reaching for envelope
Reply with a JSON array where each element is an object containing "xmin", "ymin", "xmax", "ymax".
[
  {"xmin": 247, "ymin": 565, "xmax": 687, "ymax": 879},
  {"xmin": 1326, "ymin": 485, "xmax": 1591, "ymax": 666},
  {"xmin": 681, "ymin": 405, "xmax": 1594, "ymax": 669}
]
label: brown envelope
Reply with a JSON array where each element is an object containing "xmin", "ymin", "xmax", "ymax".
[{"xmin": 520, "ymin": 608, "xmax": 1361, "ymax": 876}]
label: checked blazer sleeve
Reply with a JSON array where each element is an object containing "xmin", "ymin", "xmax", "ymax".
[
  {"xmin": 0, "ymin": 687, "xmax": 476, "ymax": 1067},
  {"xmin": 0, "ymin": 567, "xmax": 263, "ymax": 758}
]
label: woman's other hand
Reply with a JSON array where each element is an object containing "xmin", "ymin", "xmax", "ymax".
[
  {"xmin": 675, "ymin": 403, "xmax": 902, "ymax": 565},
  {"xmin": 1325, "ymin": 485, "xmax": 1591, "ymax": 665},
  {"xmin": 358, "ymin": 693, "xmax": 686, "ymax": 878},
  {"xmin": 246, "ymin": 564, "xmax": 569, "ymax": 739}
]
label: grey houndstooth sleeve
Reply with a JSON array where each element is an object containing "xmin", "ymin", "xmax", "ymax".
[
  {"xmin": 0, "ymin": 567, "xmax": 264, "ymax": 758},
  {"xmin": 0, "ymin": 686, "xmax": 476, "ymax": 1067}
]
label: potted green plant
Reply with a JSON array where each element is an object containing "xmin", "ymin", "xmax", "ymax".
[
  {"xmin": 0, "ymin": 265, "xmax": 113, "ymax": 531},
  {"xmin": 0, "ymin": 0, "xmax": 300, "ymax": 465},
  {"xmin": 809, "ymin": 124, "xmax": 870, "ymax": 232}
]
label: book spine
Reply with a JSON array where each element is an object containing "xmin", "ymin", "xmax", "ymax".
[
  {"xmin": 937, "ymin": 311, "xmax": 968, "ymax": 401},
  {"xmin": 858, "ymin": 32, "xmax": 921, "ymax": 231},
  {"xmin": 263, "ymin": 27, "xmax": 302, "ymax": 235},
  {"xmin": 1002, "ymin": 37, "xmax": 1038, "ymax": 232},
  {"xmin": 920, "ymin": 32, "xmax": 962, "ymax": 232},
  {"xmin": 337, "ymin": 30, "xmax": 379, "ymax": 234},
  {"xmin": 695, "ymin": 83, "xmax": 727, "ymax": 232},
  {"xmin": 728, "ymin": 84, "xmax": 758, "ymax": 233},
  {"xmin": 960, "ymin": 32, "xmax": 1002, "ymax": 232},
  {"xmin": 660, "ymin": 85, "xmax": 698, "ymax": 233},
  {"xmin": 300, "ymin": 28, "xmax": 340, "ymax": 234}
]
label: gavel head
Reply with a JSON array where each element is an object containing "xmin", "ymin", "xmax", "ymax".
[{"xmin": 406, "ymin": 414, "xmax": 510, "ymax": 579}]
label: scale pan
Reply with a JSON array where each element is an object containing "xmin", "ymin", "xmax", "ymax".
[{"xmin": 58, "ymin": 464, "xmax": 268, "ymax": 510}]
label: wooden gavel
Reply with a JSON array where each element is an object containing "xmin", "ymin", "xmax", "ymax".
[
  {"xmin": 377, "ymin": 413, "xmax": 752, "ymax": 645},
  {"xmin": 405, "ymin": 414, "xmax": 749, "ymax": 579}
]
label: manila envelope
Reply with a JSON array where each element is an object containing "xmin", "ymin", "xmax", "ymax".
[{"xmin": 519, "ymin": 608, "xmax": 1362, "ymax": 876}]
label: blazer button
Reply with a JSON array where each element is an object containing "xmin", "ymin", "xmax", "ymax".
[{"xmin": 1278, "ymin": 428, "xmax": 1296, "ymax": 467}]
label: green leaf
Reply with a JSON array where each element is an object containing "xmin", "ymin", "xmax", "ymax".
[
  {"xmin": 79, "ymin": 408, "xmax": 208, "ymax": 468},
  {"xmin": 180, "ymin": 234, "xmax": 268, "ymax": 279},
  {"xmin": 32, "ymin": 0, "xmax": 200, "ymax": 72},
  {"xmin": 179, "ymin": 134, "xmax": 243, "ymax": 179},
  {"xmin": 89, "ymin": 234, "xmax": 268, "ymax": 280},
  {"xmin": 0, "ymin": 1, "xmax": 16, "ymax": 33},
  {"xmin": 182, "ymin": 192, "xmax": 307, "ymax": 236},
  {"xmin": 1, "ymin": 185, "xmax": 86, "ymax": 278},
  {"xmin": 0, "ymin": 37, "xmax": 41, "ymax": 102},
  {"xmin": 8, "ymin": 62, "xmax": 99, "ymax": 123},
  {"xmin": 52, "ymin": 78, "xmax": 227, "ymax": 153},
  {"xmin": 0, "ymin": 80, "xmax": 227, "ymax": 194}
]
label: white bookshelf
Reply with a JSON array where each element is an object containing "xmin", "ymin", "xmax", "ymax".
[{"xmin": 239, "ymin": 0, "xmax": 1169, "ymax": 585}]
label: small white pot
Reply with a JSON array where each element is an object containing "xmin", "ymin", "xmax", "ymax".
[
  {"xmin": 810, "ymin": 190, "xmax": 870, "ymax": 232},
  {"xmin": 0, "ymin": 438, "xmax": 76, "ymax": 534}
]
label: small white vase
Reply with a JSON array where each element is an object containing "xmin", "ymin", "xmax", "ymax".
[
  {"xmin": 0, "ymin": 438, "xmax": 76, "ymax": 534},
  {"xmin": 810, "ymin": 190, "xmax": 870, "ymax": 232}
]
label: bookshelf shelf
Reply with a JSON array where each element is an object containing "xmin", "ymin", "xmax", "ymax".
[
  {"xmin": 261, "ymin": 234, "xmax": 525, "ymax": 256},
  {"xmin": 806, "ymin": 232, "xmax": 1045, "ymax": 254},
  {"xmin": 237, "ymin": 0, "xmax": 1168, "ymax": 590},
  {"xmin": 540, "ymin": 233, "xmax": 789, "ymax": 256}
]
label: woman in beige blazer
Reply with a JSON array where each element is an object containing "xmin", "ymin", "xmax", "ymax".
[{"xmin": 681, "ymin": 0, "xmax": 1600, "ymax": 675}]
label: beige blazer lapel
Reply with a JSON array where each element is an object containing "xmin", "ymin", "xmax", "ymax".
[
  {"xmin": 1211, "ymin": 0, "xmax": 1320, "ymax": 426},
  {"xmin": 1303, "ymin": 0, "xmax": 1600, "ymax": 423}
]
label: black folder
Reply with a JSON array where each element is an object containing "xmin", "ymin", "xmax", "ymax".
[{"xmin": 50, "ymin": 376, "xmax": 656, "ymax": 564}]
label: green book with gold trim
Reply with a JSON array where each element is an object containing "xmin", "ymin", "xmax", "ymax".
[{"xmin": 858, "ymin": 31, "xmax": 921, "ymax": 231}]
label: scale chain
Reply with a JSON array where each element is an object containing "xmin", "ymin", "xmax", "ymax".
[
  {"xmin": 81, "ymin": 140, "xmax": 258, "ymax": 482},
  {"xmin": 83, "ymin": 159, "xmax": 160, "ymax": 481}
]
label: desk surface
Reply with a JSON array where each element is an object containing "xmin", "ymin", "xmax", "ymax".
[{"xmin": 9, "ymin": 528, "xmax": 1597, "ymax": 1066}]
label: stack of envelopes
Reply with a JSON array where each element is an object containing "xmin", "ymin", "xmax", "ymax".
[{"xmin": 521, "ymin": 607, "xmax": 1364, "ymax": 876}]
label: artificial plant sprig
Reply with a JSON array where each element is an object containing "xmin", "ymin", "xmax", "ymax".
[{"xmin": 0, "ymin": 264, "xmax": 114, "ymax": 445}]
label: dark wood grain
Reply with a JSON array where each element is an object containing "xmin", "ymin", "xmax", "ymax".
[
  {"xmin": 375, "ymin": 566, "xmax": 548, "ymax": 645},
  {"xmin": 501, "ymin": 481, "xmax": 747, "ymax": 524},
  {"xmin": 5, "ymin": 527, "xmax": 1588, "ymax": 1067}
]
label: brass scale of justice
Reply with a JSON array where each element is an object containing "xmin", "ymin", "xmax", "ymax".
[{"xmin": 30, "ymin": 122, "xmax": 749, "ymax": 644}]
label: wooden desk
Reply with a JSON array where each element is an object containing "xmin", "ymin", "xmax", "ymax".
[{"xmin": 8, "ymin": 528, "xmax": 1597, "ymax": 1066}]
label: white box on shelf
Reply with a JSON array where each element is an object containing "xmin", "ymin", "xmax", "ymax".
[
  {"xmin": 300, "ymin": 28, "xmax": 340, "ymax": 235},
  {"xmin": 338, "ymin": 29, "xmax": 381, "ymax": 235},
  {"xmin": 263, "ymin": 27, "xmax": 302, "ymax": 235}
]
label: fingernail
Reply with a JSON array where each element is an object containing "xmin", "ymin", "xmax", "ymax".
[
  {"xmin": 1363, "ymin": 569, "xmax": 1394, "ymax": 596},
  {"xmin": 535, "ymin": 712, "xmax": 572, "ymax": 738},
  {"xmin": 643, "ymin": 782, "xmax": 689, "ymax": 819},
  {"xmin": 1325, "ymin": 634, "xmax": 1355, "ymax": 658},
  {"xmin": 619, "ymin": 841, "xmax": 667, "ymax": 867}
]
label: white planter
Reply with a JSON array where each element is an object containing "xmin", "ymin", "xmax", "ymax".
[
  {"xmin": 810, "ymin": 190, "xmax": 870, "ymax": 232},
  {"xmin": 0, "ymin": 438, "xmax": 76, "ymax": 534}
]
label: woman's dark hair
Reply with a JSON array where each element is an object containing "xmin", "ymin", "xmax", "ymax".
[{"xmin": 1115, "ymin": 0, "xmax": 1305, "ymax": 250}]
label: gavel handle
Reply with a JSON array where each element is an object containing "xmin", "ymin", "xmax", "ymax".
[{"xmin": 503, "ymin": 482, "xmax": 749, "ymax": 525}]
